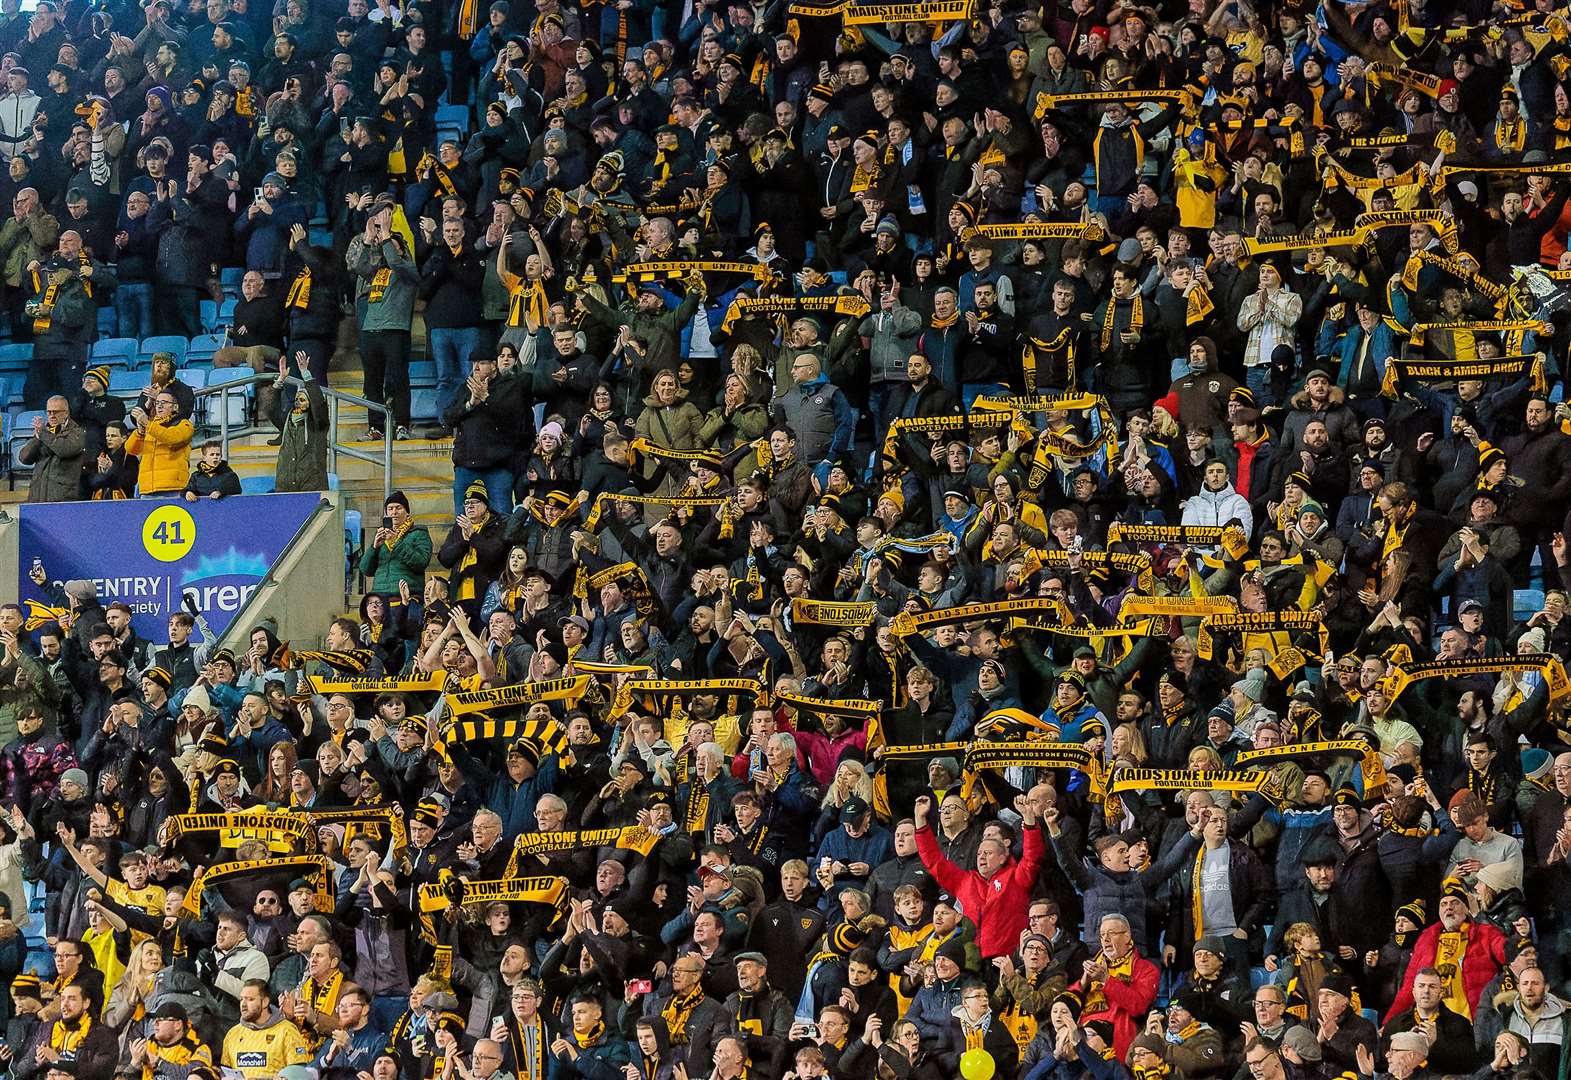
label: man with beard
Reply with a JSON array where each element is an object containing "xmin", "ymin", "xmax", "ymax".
[{"xmin": 1388, "ymin": 878, "xmax": 1506, "ymax": 1023}]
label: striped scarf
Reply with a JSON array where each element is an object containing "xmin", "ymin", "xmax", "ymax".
[{"xmin": 286, "ymin": 268, "xmax": 311, "ymax": 309}]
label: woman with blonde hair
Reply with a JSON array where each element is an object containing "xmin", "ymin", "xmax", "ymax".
[
  {"xmin": 103, "ymin": 934, "xmax": 164, "ymax": 1032},
  {"xmin": 813, "ymin": 758, "xmax": 874, "ymax": 846},
  {"xmin": 1110, "ymin": 723, "xmax": 1149, "ymax": 767},
  {"xmin": 729, "ymin": 344, "xmax": 773, "ymax": 403}
]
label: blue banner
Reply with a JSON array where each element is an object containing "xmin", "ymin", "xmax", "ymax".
[{"xmin": 17, "ymin": 494, "xmax": 323, "ymax": 640}]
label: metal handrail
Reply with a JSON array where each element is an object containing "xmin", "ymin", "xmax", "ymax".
[{"xmin": 189, "ymin": 373, "xmax": 395, "ymax": 502}]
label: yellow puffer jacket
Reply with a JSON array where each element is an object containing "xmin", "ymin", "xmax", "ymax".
[{"xmin": 125, "ymin": 419, "xmax": 194, "ymax": 494}]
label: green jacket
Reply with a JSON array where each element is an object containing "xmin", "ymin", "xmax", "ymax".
[
  {"xmin": 0, "ymin": 652, "xmax": 59, "ymax": 746},
  {"xmin": 359, "ymin": 523, "xmax": 432, "ymax": 595},
  {"xmin": 582, "ymin": 287, "xmax": 700, "ymax": 372},
  {"xmin": 347, "ymin": 238, "xmax": 418, "ymax": 332},
  {"xmin": 0, "ymin": 208, "xmax": 58, "ymax": 287}
]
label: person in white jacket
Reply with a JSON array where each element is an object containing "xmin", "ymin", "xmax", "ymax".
[
  {"xmin": 0, "ymin": 67, "xmax": 41, "ymax": 163},
  {"xmin": 1181, "ymin": 460, "xmax": 1254, "ymax": 537}
]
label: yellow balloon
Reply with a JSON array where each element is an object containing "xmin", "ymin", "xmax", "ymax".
[{"xmin": 959, "ymin": 1049, "xmax": 996, "ymax": 1080}]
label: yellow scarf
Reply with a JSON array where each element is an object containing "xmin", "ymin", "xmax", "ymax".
[
  {"xmin": 1082, "ymin": 950, "xmax": 1135, "ymax": 1013},
  {"xmin": 1434, "ymin": 927, "xmax": 1471, "ymax": 1017},
  {"xmin": 572, "ymin": 1021, "xmax": 605, "ymax": 1049},
  {"xmin": 456, "ymin": 512, "xmax": 492, "ymax": 601},
  {"xmin": 31, "ymin": 272, "xmax": 58, "ymax": 334},
  {"xmin": 1496, "ymin": 117, "xmax": 1526, "ymax": 153},
  {"xmin": 999, "ymin": 971, "xmax": 1045, "ymax": 1050},
  {"xmin": 383, "ymin": 517, "xmax": 414, "ymax": 549},
  {"xmin": 1382, "ymin": 501, "xmax": 1414, "ymax": 563},
  {"xmin": 1186, "ymin": 284, "xmax": 1214, "ymax": 325},
  {"xmin": 299, "ymin": 969, "xmax": 343, "ymax": 1046},
  {"xmin": 1101, "ymin": 293, "xmax": 1144, "ymax": 351},
  {"xmin": 850, "ymin": 163, "xmax": 881, "ymax": 193},
  {"xmin": 286, "ymin": 268, "xmax": 311, "ymax": 310},
  {"xmin": 368, "ymin": 267, "xmax": 393, "ymax": 304},
  {"xmin": 931, "ymin": 310, "xmax": 958, "ymax": 330},
  {"xmin": 1466, "ymin": 769, "xmax": 1498, "ymax": 809},
  {"xmin": 49, "ymin": 1017, "xmax": 90, "ymax": 1054},
  {"xmin": 661, "ymin": 987, "xmax": 706, "ymax": 1044},
  {"xmin": 1191, "ymin": 843, "xmax": 1220, "ymax": 940}
]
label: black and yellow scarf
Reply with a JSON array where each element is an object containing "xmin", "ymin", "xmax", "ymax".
[
  {"xmin": 1496, "ymin": 116, "xmax": 1526, "ymax": 154},
  {"xmin": 661, "ymin": 986, "xmax": 706, "ymax": 1044},
  {"xmin": 31, "ymin": 270, "xmax": 59, "ymax": 334},
  {"xmin": 455, "ymin": 511, "xmax": 492, "ymax": 601},
  {"xmin": 286, "ymin": 268, "xmax": 312, "ymax": 310},
  {"xmin": 572, "ymin": 1021, "xmax": 606, "ymax": 1049},
  {"xmin": 368, "ymin": 267, "xmax": 393, "ymax": 304},
  {"xmin": 1100, "ymin": 293, "xmax": 1144, "ymax": 351},
  {"xmin": 505, "ymin": 1015, "xmax": 546, "ymax": 1080},
  {"xmin": 383, "ymin": 517, "xmax": 415, "ymax": 549},
  {"xmin": 1082, "ymin": 950, "xmax": 1135, "ymax": 1013},
  {"xmin": 49, "ymin": 1017, "xmax": 90, "ymax": 1055},
  {"xmin": 1191, "ymin": 843, "xmax": 1224, "ymax": 939},
  {"xmin": 299, "ymin": 969, "xmax": 343, "ymax": 1046},
  {"xmin": 1466, "ymin": 768, "xmax": 1498, "ymax": 809},
  {"xmin": 850, "ymin": 163, "xmax": 881, "ymax": 194}
]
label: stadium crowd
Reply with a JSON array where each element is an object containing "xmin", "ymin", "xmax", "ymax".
[{"xmin": 19, "ymin": 0, "xmax": 1571, "ymax": 1079}]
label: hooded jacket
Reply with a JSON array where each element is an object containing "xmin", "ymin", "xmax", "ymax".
[
  {"xmin": 220, "ymin": 1007, "xmax": 313, "ymax": 1079},
  {"xmin": 1168, "ymin": 337, "xmax": 1239, "ymax": 433}
]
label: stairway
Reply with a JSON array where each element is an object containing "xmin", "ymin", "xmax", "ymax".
[{"xmin": 240, "ymin": 363, "xmax": 459, "ymax": 595}]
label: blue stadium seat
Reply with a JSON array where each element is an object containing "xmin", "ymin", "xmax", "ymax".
[
  {"xmin": 138, "ymin": 335, "xmax": 188, "ymax": 366},
  {"xmin": 410, "ymin": 389, "xmax": 440, "ymax": 423},
  {"xmin": 91, "ymin": 337, "xmax": 138, "ymax": 367},
  {"xmin": 175, "ymin": 369, "xmax": 207, "ymax": 390},
  {"xmin": 186, "ymin": 334, "xmax": 224, "ymax": 365},
  {"xmin": 434, "ymin": 104, "xmax": 469, "ymax": 135},
  {"xmin": 217, "ymin": 298, "xmax": 237, "ymax": 327},
  {"xmin": 108, "ymin": 371, "xmax": 144, "ymax": 400},
  {"xmin": 241, "ymin": 475, "xmax": 275, "ymax": 494},
  {"xmin": 96, "ymin": 306, "xmax": 116, "ymax": 336},
  {"xmin": 0, "ymin": 343, "xmax": 29, "ymax": 372},
  {"xmin": 8, "ymin": 410, "xmax": 42, "ymax": 470},
  {"xmin": 409, "ymin": 360, "xmax": 437, "ymax": 388},
  {"xmin": 1516, "ymin": 588, "xmax": 1547, "ymax": 623},
  {"xmin": 220, "ymin": 267, "xmax": 245, "ymax": 289},
  {"xmin": 199, "ymin": 299, "xmax": 218, "ymax": 334}
]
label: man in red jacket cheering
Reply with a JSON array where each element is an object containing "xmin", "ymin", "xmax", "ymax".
[{"xmin": 911, "ymin": 792, "xmax": 1043, "ymax": 959}]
